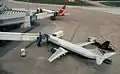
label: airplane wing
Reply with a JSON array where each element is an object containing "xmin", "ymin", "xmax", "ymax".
[
  {"xmin": 48, "ymin": 47, "xmax": 68, "ymax": 62},
  {"xmin": 75, "ymin": 42, "xmax": 94, "ymax": 47}
]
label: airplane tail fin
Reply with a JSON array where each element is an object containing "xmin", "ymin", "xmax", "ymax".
[
  {"xmin": 96, "ymin": 52, "xmax": 116, "ymax": 65},
  {"xmin": 58, "ymin": 5, "xmax": 66, "ymax": 16},
  {"xmin": 99, "ymin": 41, "xmax": 110, "ymax": 49},
  {"xmin": 98, "ymin": 41, "xmax": 115, "ymax": 52}
]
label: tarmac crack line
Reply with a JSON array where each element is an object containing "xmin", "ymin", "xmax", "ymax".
[
  {"xmin": 101, "ymin": 27, "xmax": 120, "ymax": 37},
  {"xmin": 69, "ymin": 25, "xmax": 80, "ymax": 42},
  {"xmin": 32, "ymin": 59, "xmax": 40, "ymax": 74},
  {"xmin": 100, "ymin": 28, "xmax": 120, "ymax": 49}
]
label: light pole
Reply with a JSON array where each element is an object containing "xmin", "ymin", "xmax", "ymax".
[
  {"xmin": 0, "ymin": 0, "xmax": 3, "ymax": 6},
  {"xmin": 27, "ymin": 0, "xmax": 30, "ymax": 15},
  {"xmin": 24, "ymin": 0, "xmax": 31, "ymax": 28}
]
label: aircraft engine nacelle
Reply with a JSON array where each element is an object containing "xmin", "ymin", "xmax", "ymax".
[
  {"xmin": 50, "ymin": 47, "xmax": 57, "ymax": 54},
  {"xmin": 52, "ymin": 30, "xmax": 63, "ymax": 38},
  {"xmin": 88, "ymin": 37, "xmax": 96, "ymax": 43}
]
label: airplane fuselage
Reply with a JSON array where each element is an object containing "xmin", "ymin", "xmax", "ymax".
[{"xmin": 49, "ymin": 35, "xmax": 99, "ymax": 60}]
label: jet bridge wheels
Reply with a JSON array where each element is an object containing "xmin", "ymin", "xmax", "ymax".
[
  {"xmin": 50, "ymin": 12, "xmax": 58, "ymax": 21},
  {"xmin": 37, "ymin": 33, "xmax": 50, "ymax": 47},
  {"xmin": 88, "ymin": 37, "xmax": 96, "ymax": 43},
  {"xmin": 50, "ymin": 16, "xmax": 56, "ymax": 21}
]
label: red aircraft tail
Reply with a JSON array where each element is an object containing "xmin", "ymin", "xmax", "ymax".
[{"xmin": 58, "ymin": 5, "xmax": 66, "ymax": 16}]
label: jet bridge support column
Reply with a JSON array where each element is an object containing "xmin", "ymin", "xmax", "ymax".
[{"xmin": 21, "ymin": 12, "xmax": 31, "ymax": 28}]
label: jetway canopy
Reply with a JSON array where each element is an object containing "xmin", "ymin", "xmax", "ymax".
[
  {"xmin": 36, "ymin": 12, "xmax": 53, "ymax": 19},
  {"xmin": 0, "ymin": 31, "xmax": 63, "ymax": 43},
  {"xmin": 0, "ymin": 32, "xmax": 39, "ymax": 41}
]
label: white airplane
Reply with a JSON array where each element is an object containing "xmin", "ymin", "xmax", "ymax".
[
  {"xmin": 37, "ymin": 34, "xmax": 116, "ymax": 65},
  {"xmin": 0, "ymin": 31, "xmax": 116, "ymax": 65}
]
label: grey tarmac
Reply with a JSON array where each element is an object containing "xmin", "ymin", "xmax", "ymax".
[{"xmin": 0, "ymin": 0, "xmax": 120, "ymax": 74}]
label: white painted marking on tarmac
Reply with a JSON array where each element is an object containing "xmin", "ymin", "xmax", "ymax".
[
  {"xmin": 103, "ymin": 11, "xmax": 120, "ymax": 15},
  {"xmin": 80, "ymin": 7, "xmax": 120, "ymax": 15},
  {"xmin": 65, "ymin": 13, "xmax": 70, "ymax": 15},
  {"xmin": 52, "ymin": 22, "xmax": 57, "ymax": 25},
  {"xmin": 37, "ymin": 57, "xmax": 47, "ymax": 60}
]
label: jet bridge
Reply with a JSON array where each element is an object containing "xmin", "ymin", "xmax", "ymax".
[
  {"xmin": 0, "ymin": 32, "xmax": 39, "ymax": 41},
  {"xmin": 0, "ymin": 31, "xmax": 63, "ymax": 41},
  {"xmin": 0, "ymin": 31, "xmax": 63, "ymax": 57}
]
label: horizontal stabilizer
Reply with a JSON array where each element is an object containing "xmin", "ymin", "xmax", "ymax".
[{"xmin": 96, "ymin": 52, "xmax": 116, "ymax": 65}]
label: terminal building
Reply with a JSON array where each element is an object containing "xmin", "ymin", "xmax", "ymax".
[{"xmin": 0, "ymin": 0, "xmax": 37, "ymax": 45}]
